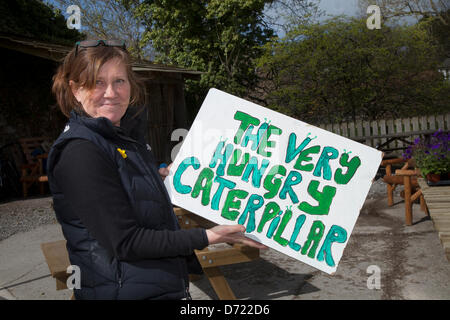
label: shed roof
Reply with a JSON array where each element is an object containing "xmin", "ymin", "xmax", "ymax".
[{"xmin": 0, "ymin": 34, "xmax": 202, "ymax": 77}]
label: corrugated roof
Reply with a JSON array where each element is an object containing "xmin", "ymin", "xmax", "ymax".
[{"xmin": 0, "ymin": 34, "xmax": 203, "ymax": 77}]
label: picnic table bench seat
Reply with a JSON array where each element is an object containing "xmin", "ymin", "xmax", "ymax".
[
  {"xmin": 40, "ymin": 207, "xmax": 260, "ymax": 300},
  {"xmin": 19, "ymin": 137, "xmax": 50, "ymax": 197},
  {"xmin": 417, "ymin": 178, "xmax": 450, "ymax": 262}
]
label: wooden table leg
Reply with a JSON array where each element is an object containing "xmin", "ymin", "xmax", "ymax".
[
  {"xmin": 202, "ymin": 267, "xmax": 236, "ymax": 300},
  {"xmin": 404, "ymin": 175, "xmax": 412, "ymax": 226},
  {"xmin": 386, "ymin": 164, "xmax": 394, "ymax": 206},
  {"xmin": 420, "ymin": 194, "xmax": 429, "ymax": 216}
]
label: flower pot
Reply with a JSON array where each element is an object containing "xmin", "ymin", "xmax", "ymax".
[{"xmin": 426, "ymin": 173, "xmax": 441, "ymax": 183}]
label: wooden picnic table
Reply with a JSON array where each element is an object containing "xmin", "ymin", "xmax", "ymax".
[
  {"xmin": 417, "ymin": 178, "xmax": 450, "ymax": 262},
  {"xmin": 41, "ymin": 207, "xmax": 259, "ymax": 300},
  {"xmin": 40, "ymin": 240, "xmax": 72, "ymax": 291},
  {"xmin": 174, "ymin": 207, "xmax": 260, "ymax": 299}
]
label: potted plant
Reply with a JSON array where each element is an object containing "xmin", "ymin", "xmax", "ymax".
[{"xmin": 403, "ymin": 129, "xmax": 450, "ymax": 184}]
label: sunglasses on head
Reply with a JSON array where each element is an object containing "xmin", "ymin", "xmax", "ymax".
[{"xmin": 75, "ymin": 40, "xmax": 126, "ymax": 56}]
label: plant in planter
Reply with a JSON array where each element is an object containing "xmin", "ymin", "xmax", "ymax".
[{"xmin": 403, "ymin": 129, "xmax": 450, "ymax": 182}]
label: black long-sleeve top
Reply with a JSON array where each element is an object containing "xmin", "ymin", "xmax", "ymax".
[{"xmin": 52, "ymin": 138, "xmax": 209, "ymax": 261}]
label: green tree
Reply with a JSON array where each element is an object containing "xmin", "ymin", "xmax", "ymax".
[
  {"xmin": 264, "ymin": 0, "xmax": 322, "ymax": 35},
  {"xmin": 49, "ymin": 0, "xmax": 154, "ymax": 60},
  {"xmin": 422, "ymin": 9, "xmax": 450, "ymax": 58},
  {"xmin": 129, "ymin": 0, "xmax": 275, "ymax": 120},
  {"xmin": 257, "ymin": 17, "xmax": 450, "ymax": 124},
  {"xmin": 0, "ymin": 0, "xmax": 83, "ymax": 45},
  {"xmin": 357, "ymin": 0, "xmax": 449, "ymax": 25}
]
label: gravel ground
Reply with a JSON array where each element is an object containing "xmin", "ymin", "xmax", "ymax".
[
  {"xmin": 0, "ymin": 179, "xmax": 396, "ymax": 242},
  {"xmin": 367, "ymin": 178, "xmax": 401, "ymax": 199},
  {"xmin": 0, "ymin": 196, "xmax": 58, "ymax": 241}
]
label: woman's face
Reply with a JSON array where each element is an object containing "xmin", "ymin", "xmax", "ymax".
[{"xmin": 71, "ymin": 58, "xmax": 131, "ymax": 126}]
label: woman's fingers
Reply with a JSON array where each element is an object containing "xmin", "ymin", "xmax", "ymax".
[
  {"xmin": 206, "ymin": 225, "xmax": 268, "ymax": 249},
  {"xmin": 158, "ymin": 163, "xmax": 173, "ymax": 180},
  {"xmin": 158, "ymin": 167, "xmax": 169, "ymax": 180},
  {"xmin": 224, "ymin": 224, "xmax": 246, "ymax": 234},
  {"xmin": 231, "ymin": 231, "xmax": 268, "ymax": 249}
]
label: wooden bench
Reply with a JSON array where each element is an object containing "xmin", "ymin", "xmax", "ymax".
[
  {"xmin": 381, "ymin": 158, "xmax": 429, "ymax": 225},
  {"xmin": 19, "ymin": 137, "xmax": 50, "ymax": 197},
  {"xmin": 174, "ymin": 207, "xmax": 260, "ymax": 299},
  {"xmin": 40, "ymin": 208, "xmax": 260, "ymax": 300},
  {"xmin": 417, "ymin": 178, "xmax": 450, "ymax": 262},
  {"xmin": 40, "ymin": 240, "xmax": 74, "ymax": 299}
]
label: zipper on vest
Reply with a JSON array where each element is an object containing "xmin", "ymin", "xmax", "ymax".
[
  {"xmin": 181, "ymin": 278, "xmax": 192, "ymax": 300},
  {"xmin": 118, "ymin": 262, "xmax": 123, "ymax": 288}
]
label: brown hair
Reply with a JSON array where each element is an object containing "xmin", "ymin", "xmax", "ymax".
[{"xmin": 52, "ymin": 44, "xmax": 146, "ymax": 118}]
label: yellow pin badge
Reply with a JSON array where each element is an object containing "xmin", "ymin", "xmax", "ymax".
[{"xmin": 117, "ymin": 148, "xmax": 127, "ymax": 159}]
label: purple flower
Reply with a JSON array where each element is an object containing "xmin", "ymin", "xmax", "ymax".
[{"xmin": 433, "ymin": 129, "xmax": 443, "ymax": 137}]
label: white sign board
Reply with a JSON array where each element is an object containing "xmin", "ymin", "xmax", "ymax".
[{"xmin": 164, "ymin": 89, "xmax": 382, "ymax": 274}]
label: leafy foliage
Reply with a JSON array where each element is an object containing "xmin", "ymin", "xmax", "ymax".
[
  {"xmin": 422, "ymin": 9, "xmax": 450, "ymax": 59},
  {"xmin": 50, "ymin": 0, "xmax": 153, "ymax": 60},
  {"xmin": 257, "ymin": 17, "xmax": 450, "ymax": 124},
  {"xmin": 403, "ymin": 129, "xmax": 450, "ymax": 176},
  {"xmin": 0, "ymin": 0, "xmax": 83, "ymax": 142},
  {"xmin": 357, "ymin": 0, "xmax": 449, "ymax": 25},
  {"xmin": 129, "ymin": 0, "xmax": 275, "ymax": 119},
  {"xmin": 0, "ymin": 0, "xmax": 83, "ymax": 45}
]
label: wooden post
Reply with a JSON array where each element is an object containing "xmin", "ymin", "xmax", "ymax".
[
  {"xmin": 371, "ymin": 120, "xmax": 379, "ymax": 148},
  {"xmin": 428, "ymin": 115, "xmax": 436, "ymax": 130},
  {"xmin": 332, "ymin": 123, "xmax": 341, "ymax": 135},
  {"xmin": 340, "ymin": 122, "xmax": 348, "ymax": 138},
  {"xmin": 202, "ymin": 267, "xmax": 236, "ymax": 300},
  {"xmin": 386, "ymin": 164, "xmax": 394, "ymax": 206},
  {"xmin": 382, "ymin": 158, "xmax": 406, "ymax": 207},
  {"xmin": 386, "ymin": 119, "xmax": 395, "ymax": 150},
  {"xmin": 379, "ymin": 119, "xmax": 386, "ymax": 149},
  {"xmin": 420, "ymin": 194, "xmax": 429, "ymax": 216},
  {"xmin": 363, "ymin": 121, "xmax": 372, "ymax": 146},
  {"xmin": 403, "ymin": 175, "xmax": 412, "ymax": 226},
  {"xmin": 174, "ymin": 207, "xmax": 260, "ymax": 300}
]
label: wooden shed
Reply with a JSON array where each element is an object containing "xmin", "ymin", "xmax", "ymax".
[{"xmin": 0, "ymin": 34, "xmax": 202, "ymax": 164}]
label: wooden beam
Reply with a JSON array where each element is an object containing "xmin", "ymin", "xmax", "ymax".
[
  {"xmin": 202, "ymin": 267, "xmax": 236, "ymax": 300},
  {"xmin": 410, "ymin": 189, "xmax": 422, "ymax": 202},
  {"xmin": 195, "ymin": 245, "xmax": 259, "ymax": 268}
]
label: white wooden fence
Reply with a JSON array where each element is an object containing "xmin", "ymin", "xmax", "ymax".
[{"xmin": 317, "ymin": 113, "xmax": 450, "ymax": 152}]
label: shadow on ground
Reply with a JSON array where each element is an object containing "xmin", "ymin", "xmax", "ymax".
[{"xmin": 190, "ymin": 257, "xmax": 320, "ymax": 300}]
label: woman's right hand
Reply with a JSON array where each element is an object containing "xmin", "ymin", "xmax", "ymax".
[{"xmin": 206, "ymin": 224, "xmax": 268, "ymax": 249}]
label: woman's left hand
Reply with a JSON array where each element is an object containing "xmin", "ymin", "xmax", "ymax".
[
  {"xmin": 158, "ymin": 163, "xmax": 172, "ymax": 181},
  {"xmin": 206, "ymin": 224, "xmax": 268, "ymax": 249}
]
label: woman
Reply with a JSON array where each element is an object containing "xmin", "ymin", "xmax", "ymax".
[{"xmin": 48, "ymin": 40, "xmax": 266, "ymax": 300}]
